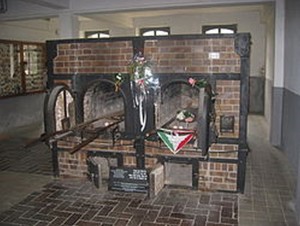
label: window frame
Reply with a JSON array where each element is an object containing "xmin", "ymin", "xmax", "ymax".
[
  {"xmin": 0, "ymin": 39, "xmax": 46, "ymax": 98},
  {"xmin": 85, "ymin": 30, "xmax": 110, "ymax": 39},
  {"xmin": 202, "ymin": 24, "xmax": 237, "ymax": 34},
  {"xmin": 140, "ymin": 27, "xmax": 170, "ymax": 37}
]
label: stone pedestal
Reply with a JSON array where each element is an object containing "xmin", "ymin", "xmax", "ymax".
[{"xmin": 149, "ymin": 163, "xmax": 164, "ymax": 198}]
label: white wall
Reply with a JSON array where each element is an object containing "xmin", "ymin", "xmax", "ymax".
[
  {"xmin": 0, "ymin": 93, "xmax": 45, "ymax": 134},
  {"xmin": 133, "ymin": 10, "xmax": 266, "ymax": 77},
  {"xmin": 0, "ymin": 19, "xmax": 58, "ymax": 42},
  {"xmin": 264, "ymin": 5, "xmax": 275, "ymax": 128},
  {"xmin": 79, "ymin": 19, "xmax": 135, "ymax": 38}
]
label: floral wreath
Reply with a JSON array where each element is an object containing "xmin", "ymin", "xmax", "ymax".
[
  {"xmin": 114, "ymin": 52, "xmax": 153, "ymax": 92},
  {"xmin": 188, "ymin": 77, "xmax": 217, "ymax": 102},
  {"xmin": 129, "ymin": 51, "xmax": 152, "ymax": 82}
]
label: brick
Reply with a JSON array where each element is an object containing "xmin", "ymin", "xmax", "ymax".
[
  {"xmin": 32, "ymin": 213, "xmax": 55, "ymax": 222},
  {"xmin": 156, "ymin": 217, "xmax": 181, "ymax": 224},
  {"xmin": 144, "ymin": 210, "xmax": 159, "ymax": 222},
  {"xmin": 115, "ymin": 219, "xmax": 129, "ymax": 226},
  {"xmin": 170, "ymin": 213, "xmax": 195, "ymax": 220},
  {"xmin": 206, "ymin": 223, "xmax": 232, "ymax": 226},
  {"xmin": 194, "ymin": 215, "xmax": 207, "ymax": 226},
  {"xmin": 124, "ymin": 207, "xmax": 147, "ymax": 216},
  {"xmin": 112, "ymin": 201, "xmax": 129, "ymax": 212},
  {"xmin": 184, "ymin": 208, "xmax": 209, "ymax": 216},
  {"xmin": 92, "ymin": 216, "xmax": 117, "ymax": 224},
  {"xmin": 76, "ymin": 221, "xmax": 100, "ymax": 226},
  {"xmin": 199, "ymin": 195, "xmax": 210, "ymax": 204},
  {"xmin": 54, "ymin": 41, "xmax": 133, "ymax": 74},
  {"xmin": 141, "ymin": 222, "xmax": 165, "ymax": 226},
  {"xmin": 128, "ymin": 215, "xmax": 145, "ymax": 226},
  {"xmin": 221, "ymin": 217, "xmax": 238, "ymax": 224},
  {"xmin": 14, "ymin": 218, "xmax": 39, "ymax": 225},
  {"xmin": 181, "ymin": 219, "xmax": 195, "ymax": 226},
  {"xmin": 109, "ymin": 211, "xmax": 132, "ymax": 219},
  {"xmin": 213, "ymin": 177, "xmax": 223, "ymax": 183},
  {"xmin": 208, "ymin": 210, "xmax": 220, "ymax": 223},
  {"xmin": 158, "ymin": 206, "xmax": 172, "ymax": 217},
  {"xmin": 128, "ymin": 199, "xmax": 142, "ymax": 208},
  {"xmin": 221, "ymin": 207, "xmax": 233, "ymax": 218},
  {"xmin": 98, "ymin": 206, "xmax": 113, "ymax": 216},
  {"xmin": 49, "ymin": 210, "xmax": 72, "ymax": 218}
]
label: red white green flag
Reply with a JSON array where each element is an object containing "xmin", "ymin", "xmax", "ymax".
[{"xmin": 157, "ymin": 128, "xmax": 194, "ymax": 154}]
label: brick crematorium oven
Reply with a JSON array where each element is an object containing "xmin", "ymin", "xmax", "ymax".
[{"xmin": 44, "ymin": 33, "xmax": 251, "ymax": 196}]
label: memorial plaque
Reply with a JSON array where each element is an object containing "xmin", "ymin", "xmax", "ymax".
[{"xmin": 108, "ymin": 167, "xmax": 149, "ymax": 193}]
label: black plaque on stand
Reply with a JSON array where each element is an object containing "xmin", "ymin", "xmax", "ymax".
[{"xmin": 108, "ymin": 167, "xmax": 149, "ymax": 193}]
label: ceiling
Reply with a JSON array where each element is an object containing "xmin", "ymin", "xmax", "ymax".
[
  {"xmin": 1, "ymin": 0, "xmax": 272, "ymax": 23},
  {"xmin": 78, "ymin": 3, "xmax": 269, "ymax": 27}
]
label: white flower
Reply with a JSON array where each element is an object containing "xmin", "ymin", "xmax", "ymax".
[{"xmin": 176, "ymin": 111, "xmax": 186, "ymax": 121}]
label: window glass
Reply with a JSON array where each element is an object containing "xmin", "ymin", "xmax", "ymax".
[
  {"xmin": 140, "ymin": 27, "xmax": 170, "ymax": 37},
  {"xmin": 99, "ymin": 33, "xmax": 110, "ymax": 38},
  {"xmin": 85, "ymin": 30, "xmax": 110, "ymax": 38},
  {"xmin": 205, "ymin": 28, "xmax": 219, "ymax": 34},
  {"xmin": 143, "ymin": 31, "xmax": 155, "ymax": 36},
  {"xmin": 87, "ymin": 33, "xmax": 100, "ymax": 38},
  {"xmin": 220, "ymin": 28, "xmax": 235, "ymax": 34},
  {"xmin": 156, "ymin": 30, "xmax": 169, "ymax": 36}
]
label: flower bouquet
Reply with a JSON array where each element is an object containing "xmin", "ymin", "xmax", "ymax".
[{"xmin": 176, "ymin": 110, "xmax": 195, "ymax": 123}]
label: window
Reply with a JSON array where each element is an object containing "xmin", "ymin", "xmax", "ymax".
[
  {"xmin": 202, "ymin": 24, "xmax": 237, "ymax": 34},
  {"xmin": 85, "ymin": 30, "xmax": 110, "ymax": 38},
  {"xmin": 0, "ymin": 40, "xmax": 46, "ymax": 97},
  {"xmin": 23, "ymin": 44, "xmax": 46, "ymax": 92},
  {"xmin": 140, "ymin": 27, "xmax": 170, "ymax": 37}
]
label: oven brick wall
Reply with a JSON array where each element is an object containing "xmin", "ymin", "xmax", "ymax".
[
  {"xmin": 53, "ymin": 41, "xmax": 133, "ymax": 74},
  {"xmin": 144, "ymin": 38, "xmax": 240, "ymax": 74},
  {"xmin": 57, "ymin": 138, "xmax": 239, "ymax": 191},
  {"xmin": 215, "ymin": 80, "xmax": 241, "ymax": 138},
  {"xmin": 52, "ymin": 38, "xmax": 240, "ymax": 75},
  {"xmin": 58, "ymin": 151, "xmax": 87, "ymax": 178},
  {"xmin": 199, "ymin": 162, "xmax": 237, "ymax": 191},
  {"xmin": 49, "ymin": 35, "xmax": 248, "ymax": 193}
]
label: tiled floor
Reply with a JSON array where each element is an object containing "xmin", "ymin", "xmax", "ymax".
[
  {"xmin": 0, "ymin": 138, "xmax": 52, "ymax": 175},
  {"xmin": 239, "ymin": 115, "xmax": 298, "ymax": 226},
  {"xmin": 0, "ymin": 115, "xmax": 299, "ymax": 226},
  {"xmin": 0, "ymin": 179, "xmax": 238, "ymax": 226},
  {"xmin": 0, "ymin": 133, "xmax": 53, "ymax": 213}
]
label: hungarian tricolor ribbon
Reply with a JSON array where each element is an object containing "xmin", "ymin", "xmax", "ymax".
[{"xmin": 157, "ymin": 128, "xmax": 195, "ymax": 154}]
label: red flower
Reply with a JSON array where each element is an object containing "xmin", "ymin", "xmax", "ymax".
[
  {"xmin": 137, "ymin": 79, "xmax": 144, "ymax": 86},
  {"xmin": 185, "ymin": 117, "xmax": 194, "ymax": 123},
  {"xmin": 188, "ymin": 78, "xmax": 196, "ymax": 86}
]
